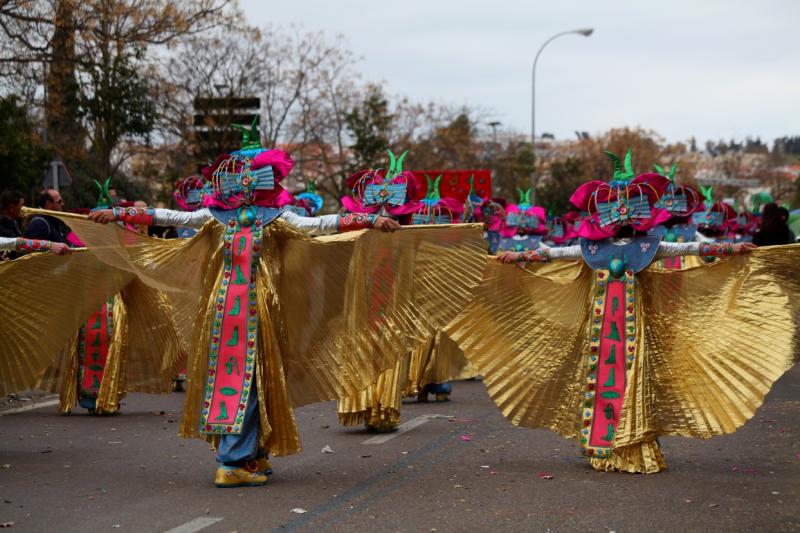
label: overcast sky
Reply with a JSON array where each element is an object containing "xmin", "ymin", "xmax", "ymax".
[{"xmin": 241, "ymin": 0, "xmax": 799, "ymax": 145}]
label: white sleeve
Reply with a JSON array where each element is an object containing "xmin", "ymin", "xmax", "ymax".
[
  {"xmin": 655, "ymin": 241, "xmax": 700, "ymax": 258},
  {"xmin": 542, "ymin": 243, "xmax": 583, "ymax": 260},
  {"xmin": 0, "ymin": 237, "xmax": 17, "ymax": 252},
  {"xmin": 695, "ymin": 231, "xmax": 714, "ymax": 243},
  {"xmin": 152, "ymin": 208, "xmax": 214, "ymax": 229},
  {"xmin": 278, "ymin": 210, "xmax": 339, "ymax": 236}
]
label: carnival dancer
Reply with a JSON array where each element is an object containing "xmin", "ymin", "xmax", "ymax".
[
  {"xmin": 647, "ymin": 159, "xmax": 703, "ymax": 270},
  {"xmin": 27, "ymin": 129, "xmax": 486, "ymax": 487},
  {"xmin": 36, "ymin": 180, "xmax": 183, "ymax": 414},
  {"xmin": 545, "ymin": 211, "xmax": 579, "ymax": 247},
  {"xmin": 337, "ymin": 152, "xmax": 423, "ymax": 431},
  {"xmin": 482, "ymin": 198, "xmax": 507, "ymax": 254},
  {"xmin": 405, "ymin": 175, "xmax": 467, "ymax": 403},
  {"xmin": 494, "ymin": 188, "xmax": 548, "ymax": 253},
  {"xmin": 693, "ymin": 186, "xmax": 737, "ymax": 243},
  {"xmin": 337, "ymin": 160, "xmax": 481, "ymax": 431},
  {"xmin": 446, "ymin": 153, "xmax": 800, "ymax": 474}
]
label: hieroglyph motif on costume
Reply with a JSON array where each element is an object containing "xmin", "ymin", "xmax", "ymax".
[
  {"xmin": 577, "ymin": 237, "xmax": 659, "ymax": 458},
  {"xmin": 78, "ymin": 298, "xmax": 115, "ymax": 398},
  {"xmin": 201, "ymin": 218, "xmax": 263, "ymax": 434},
  {"xmin": 580, "ymin": 270, "xmax": 636, "ymax": 458}
]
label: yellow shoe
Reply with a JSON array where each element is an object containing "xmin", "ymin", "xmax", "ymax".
[
  {"xmin": 365, "ymin": 420, "xmax": 399, "ymax": 433},
  {"xmin": 435, "ymin": 393, "xmax": 450, "ymax": 402},
  {"xmin": 214, "ymin": 466, "xmax": 267, "ymax": 488},
  {"xmin": 245, "ymin": 458, "xmax": 273, "ymax": 476}
]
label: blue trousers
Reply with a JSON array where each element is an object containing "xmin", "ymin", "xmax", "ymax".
[
  {"xmin": 216, "ymin": 384, "xmax": 263, "ymax": 466},
  {"xmin": 427, "ymin": 382, "xmax": 452, "ymax": 394},
  {"xmin": 78, "ymin": 397, "xmax": 96, "ymax": 411}
]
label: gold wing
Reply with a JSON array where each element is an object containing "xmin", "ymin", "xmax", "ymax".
[
  {"xmin": 445, "ymin": 259, "xmax": 591, "ymax": 437},
  {"xmin": 273, "ymin": 221, "xmax": 488, "ymax": 407},
  {"xmin": 626, "ymin": 244, "xmax": 800, "ymax": 441},
  {"xmin": 0, "ymin": 250, "xmax": 133, "ymax": 395}
]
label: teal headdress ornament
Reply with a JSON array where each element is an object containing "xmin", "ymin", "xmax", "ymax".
[
  {"xmin": 421, "ymin": 175, "xmax": 442, "ymax": 206},
  {"xmin": 296, "ymin": 179, "xmax": 324, "ymax": 214},
  {"xmin": 232, "ymin": 116, "xmax": 261, "ymax": 151},
  {"xmin": 386, "ymin": 149, "xmax": 408, "ymax": 179},
  {"xmin": 93, "ymin": 177, "xmax": 114, "ymax": 209},
  {"xmin": 605, "ymin": 148, "xmax": 635, "ymax": 183},
  {"xmin": 700, "ymin": 185, "xmax": 714, "ymax": 205},
  {"xmin": 467, "ymin": 174, "xmax": 481, "ymax": 202},
  {"xmin": 653, "ymin": 162, "xmax": 678, "ymax": 182},
  {"xmin": 516, "ymin": 188, "xmax": 532, "ymax": 209}
]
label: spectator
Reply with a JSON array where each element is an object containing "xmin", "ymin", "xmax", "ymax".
[
  {"xmin": 24, "ymin": 189, "xmax": 67, "ymax": 243},
  {"xmin": 0, "ymin": 189, "xmax": 24, "ymax": 260},
  {"xmin": 0, "ymin": 189, "xmax": 24, "ymax": 239},
  {"xmin": 753, "ymin": 202, "xmax": 795, "ymax": 246}
]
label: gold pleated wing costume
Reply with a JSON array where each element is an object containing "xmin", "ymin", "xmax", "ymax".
[
  {"xmin": 337, "ymin": 237, "xmax": 485, "ymax": 428},
  {"xmin": 446, "ymin": 246, "xmax": 800, "ymax": 448},
  {"xmin": 38, "ymin": 212, "xmax": 486, "ymax": 456},
  {"xmin": 0, "ymin": 247, "xmax": 181, "ymax": 399},
  {"xmin": 35, "ymin": 280, "xmax": 183, "ymax": 414}
]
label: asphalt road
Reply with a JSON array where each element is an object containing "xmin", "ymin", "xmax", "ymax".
[{"xmin": 1, "ymin": 365, "xmax": 798, "ymax": 533}]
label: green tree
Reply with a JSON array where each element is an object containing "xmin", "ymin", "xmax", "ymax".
[
  {"xmin": 537, "ymin": 157, "xmax": 585, "ymax": 214},
  {"xmin": 0, "ymin": 96, "xmax": 50, "ymax": 202},
  {"xmin": 345, "ymin": 85, "xmax": 393, "ymax": 172}
]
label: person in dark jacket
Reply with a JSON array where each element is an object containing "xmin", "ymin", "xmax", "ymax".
[
  {"xmin": 0, "ymin": 189, "xmax": 25, "ymax": 260},
  {"xmin": 752, "ymin": 202, "xmax": 795, "ymax": 246},
  {"xmin": 24, "ymin": 189, "xmax": 67, "ymax": 243},
  {"xmin": 0, "ymin": 189, "xmax": 24, "ymax": 239}
]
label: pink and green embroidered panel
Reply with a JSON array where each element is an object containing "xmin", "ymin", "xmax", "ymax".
[
  {"xmin": 580, "ymin": 270, "xmax": 636, "ymax": 458},
  {"xmin": 78, "ymin": 298, "xmax": 115, "ymax": 398},
  {"xmin": 201, "ymin": 220, "xmax": 262, "ymax": 434}
]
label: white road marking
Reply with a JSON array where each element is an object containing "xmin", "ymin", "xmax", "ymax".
[
  {"xmin": 362, "ymin": 414, "xmax": 453, "ymax": 445},
  {"xmin": 0, "ymin": 398, "xmax": 59, "ymax": 416},
  {"xmin": 163, "ymin": 516, "xmax": 223, "ymax": 533}
]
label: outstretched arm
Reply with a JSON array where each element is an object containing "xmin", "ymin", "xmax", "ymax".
[
  {"xmin": 496, "ymin": 244, "xmax": 582, "ymax": 264},
  {"xmin": 279, "ymin": 210, "xmax": 400, "ymax": 236},
  {"xmin": 656, "ymin": 241, "xmax": 756, "ymax": 258},
  {"xmin": 89, "ymin": 207, "xmax": 213, "ymax": 228},
  {"xmin": 0, "ymin": 237, "xmax": 70, "ymax": 255}
]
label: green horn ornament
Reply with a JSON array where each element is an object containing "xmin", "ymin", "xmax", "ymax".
[
  {"xmin": 232, "ymin": 116, "xmax": 261, "ymax": 151},
  {"xmin": 93, "ymin": 177, "xmax": 114, "ymax": 208},
  {"xmin": 623, "ymin": 148, "xmax": 634, "ymax": 177},
  {"xmin": 424, "ymin": 175, "xmax": 443, "ymax": 200},
  {"xmin": 700, "ymin": 185, "xmax": 714, "ymax": 204},
  {"xmin": 653, "ymin": 162, "xmax": 679, "ymax": 182},
  {"xmin": 386, "ymin": 150, "xmax": 397, "ymax": 178},
  {"xmin": 395, "ymin": 150, "xmax": 408, "ymax": 175},
  {"xmin": 668, "ymin": 162, "xmax": 678, "ymax": 180},
  {"xmin": 605, "ymin": 149, "xmax": 635, "ymax": 181}
]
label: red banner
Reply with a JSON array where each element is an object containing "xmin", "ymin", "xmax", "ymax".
[{"xmin": 410, "ymin": 170, "xmax": 492, "ymax": 203}]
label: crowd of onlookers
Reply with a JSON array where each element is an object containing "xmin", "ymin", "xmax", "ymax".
[{"xmin": 0, "ymin": 188, "xmax": 69, "ymax": 260}]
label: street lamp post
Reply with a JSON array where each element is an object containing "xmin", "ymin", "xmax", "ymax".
[{"xmin": 530, "ymin": 28, "xmax": 593, "ymax": 201}]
